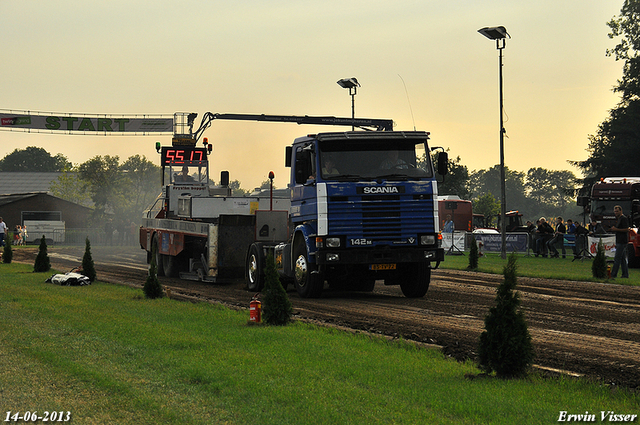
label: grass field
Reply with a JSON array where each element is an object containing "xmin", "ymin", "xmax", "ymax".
[
  {"xmin": 439, "ymin": 251, "xmax": 640, "ymax": 285},
  {"xmin": 1, "ymin": 262, "xmax": 638, "ymax": 424}
]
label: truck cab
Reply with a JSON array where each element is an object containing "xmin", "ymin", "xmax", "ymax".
[{"xmin": 282, "ymin": 131, "xmax": 444, "ymax": 297}]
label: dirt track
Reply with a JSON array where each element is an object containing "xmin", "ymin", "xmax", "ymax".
[{"xmin": 14, "ymin": 245, "xmax": 640, "ymax": 390}]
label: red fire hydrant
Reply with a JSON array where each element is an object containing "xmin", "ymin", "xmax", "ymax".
[{"xmin": 249, "ymin": 295, "xmax": 262, "ymax": 323}]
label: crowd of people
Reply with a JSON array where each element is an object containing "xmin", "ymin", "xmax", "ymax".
[
  {"xmin": 526, "ymin": 205, "xmax": 630, "ymax": 278},
  {"xmin": 12, "ymin": 224, "xmax": 28, "ymax": 246},
  {"xmin": 0, "ymin": 218, "xmax": 28, "ymax": 248},
  {"xmin": 528, "ymin": 216, "xmax": 594, "ymax": 259}
]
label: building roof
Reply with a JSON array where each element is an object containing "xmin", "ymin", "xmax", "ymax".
[
  {"xmin": 0, "ymin": 192, "xmax": 47, "ymax": 207},
  {"xmin": 0, "ymin": 172, "xmax": 61, "ymax": 195}
]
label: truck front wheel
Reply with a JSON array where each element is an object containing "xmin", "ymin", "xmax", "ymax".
[
  {"xmin": 399, "ymin": 263, "xmax": 430, "ymax": 298},
  {"xmin": 246, "ymin": 243, "xmax": 265, "ymax": 292},
  {"xmin": 293, "ymin": 241, "xmax": 323, "ymax": 298}
]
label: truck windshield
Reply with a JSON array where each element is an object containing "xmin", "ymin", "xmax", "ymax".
[
  {"xmin": 166, "ymin": 165, "xmax": 208, "ymax": 185},
  {"xmin": 591, "ymin": 200, "xmax": 632, "ymax": 219},
  {"xmin": 318, "ymin": 139, "xmax": 432, "ymax": 180}
]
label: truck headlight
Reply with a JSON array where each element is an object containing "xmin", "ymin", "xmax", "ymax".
[
  {"xmin": 326, "ymin": 237, "xmax": 341, "ymax": 248},
  {"xmin": 420, "ymin": 235, "xmax": 436, "ymax": 245}
]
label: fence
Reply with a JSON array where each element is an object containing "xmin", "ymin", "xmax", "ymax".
[{"xmin": 49, "ymin": 228, "xmax": 139, "ymax": 247}]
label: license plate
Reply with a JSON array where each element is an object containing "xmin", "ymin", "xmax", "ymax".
[{"xmin": 370, "ymin": 263, "xmax": 396, "ymax": 271}]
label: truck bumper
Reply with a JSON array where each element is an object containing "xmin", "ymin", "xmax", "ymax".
[{"xmin": 315, "ymin": 246, "xmax": 445, "ymax": 265}]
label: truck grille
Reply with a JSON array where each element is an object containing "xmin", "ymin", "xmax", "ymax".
[{"xmin": 327, "ymin": 194, "xmax": 434, "ymax": 244}]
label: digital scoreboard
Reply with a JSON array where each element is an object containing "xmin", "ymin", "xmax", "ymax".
[{"xmin": 160, "ymin": 146, "xmax": 208, "ymax": 166}]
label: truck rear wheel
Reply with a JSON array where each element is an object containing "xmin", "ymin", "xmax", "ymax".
[
  {"xmin": 293, "ymin": 241, "xmax": 323, "ymax": 298},
  {"xmin": 399, "ymin": 263, "xmax": 430, "ymax": 298},
  {"xmin": 153, "ymin": 234, "xmax": 165, "ymax": 277},
  {"xmin": 246, "ymin": 243, "xmax": 265, "ymax": 291}
]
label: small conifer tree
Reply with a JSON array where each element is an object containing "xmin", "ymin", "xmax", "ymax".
[
  {"xmin": 592, "ymin": 239, "xmax": 607, "ymax": 279},
  {"xmin": 2, "ymin": 233, "xmax": 13, "ymax": 264},
  {"xmin": 468, "ymin": 235, "xmax": 479, "ymax": 270},
  {"xmin": 82, "ymin": 237, "xmax": 97, "ymax": 282},
  {"xmin": 478, "ymin": 252, "xmax": 534, "ymax": 378},
  {"xmin": 33, "ymin": 235, "xmax": 51, "ymax": 273},
  {"xmin": 143, "ymin": 243, "xmax": 163, "ymax": 299},
  {"xmin": 262, "ymin": 254, "xmax": 292, "ymax": 325}
]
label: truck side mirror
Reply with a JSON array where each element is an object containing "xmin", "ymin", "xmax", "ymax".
[
  {"xmin": 437, "ymin": 152, "xmax": 448, "ymax": 176},
  {"xmin": 285, "ymin": 146, "xmax": 292, "ymax": 167}
]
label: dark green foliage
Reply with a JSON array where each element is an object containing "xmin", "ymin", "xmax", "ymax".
[
  {"xmin": 82, "ymin": 237, "xmax": 97, "ymax": 282},
  {"xmin": 592, "ymin": 240, "xmax": 608, "ymax": 279},
  {"xmin": 261, "ymin": 254, "xmax": 292, "ymax": 326},
  {"xmin": 143, "ymin": 243, "xmax": 163, "ymax": 299},
  {"xmin": 478, "ymin": 253, "xmax": 534, "ymax": 378},
  {"xmin": 468, "ymin": 235, "xmax": 479, "ymax": 270},
  {"xmin": 0, "ymin": 146, "xmax": 71, "ymax": 172},
  {"xmin": 33, "ymin": 236, "xmax": 51, "ymax": 273},
  {"xmin": 3, "ymin": 233, "xmax": 12, "ymax": 263}
]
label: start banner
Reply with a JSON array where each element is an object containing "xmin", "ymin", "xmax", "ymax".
[{"xmin": 0, "ymin": 110, "xmax": 173, "ymax": 134}]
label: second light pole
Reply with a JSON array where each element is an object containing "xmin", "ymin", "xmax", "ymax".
[{"xmin": 478, "ymin": 26, "xmax": 509, "ymax": 259}]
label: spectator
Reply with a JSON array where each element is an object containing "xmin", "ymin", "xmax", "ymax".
[
  {"xmin": 0, "ymin": 217, "xmax": 7, "ymax": 247},
  {"xmin": 573, "ymin": 221, "xmax": 589, "ymax": 259},
  {"xmin": 13, "ymin": 225, "xmax": 21, "ymax": 245},
  {"xmin": 526, "ymin": 220, "xmax": 536, "ymax": 252},
  {"xmin": 566, "ymin": 219, "xmax": 576, "ymax": 234},
  {"xmin": 535, "ymin": 217, "xmax": 554, "ymax": 257},
  {"xmin": 442, "ymin": 214, "xmax": 454, "ymax": 233},
  {"xmin": 20, "ymin": 225, "xmax": 27, "ymax": 246},
  {"xmin": 547, "ymin": 216, "xmax": 567, "ymax": 258},
  {"xmin": 610, "ymin": 205, "xmax": 629, "ymax": 279}
]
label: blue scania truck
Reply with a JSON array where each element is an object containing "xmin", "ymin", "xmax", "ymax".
[{"xmin": 141, "ymin": 113, "xmax": 446, "ymax": 298}]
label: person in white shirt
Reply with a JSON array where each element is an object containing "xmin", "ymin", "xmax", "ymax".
[{"xmin": 0, "ymin": 217, "xmax": 8, "ymax": 247}]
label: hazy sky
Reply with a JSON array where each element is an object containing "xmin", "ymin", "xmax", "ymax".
[{"xmin": 0, "ymin": 1, "xmax": 625, "ymax": 190}]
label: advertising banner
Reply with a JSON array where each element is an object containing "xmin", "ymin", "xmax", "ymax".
[
  {"xmin": 474, "ymin": 233, "xmax": 529, "ymax": 253},
  {"xmin": 441, "ymin": 232, "xmax": 466, "ymax": 251},
  {"xmin": 0, "ymin": 111, "xmax": 173, "ymax": 134},
  {"xmin": 587, "ymin": 235, "xmax": 616, "ymax": 258}
]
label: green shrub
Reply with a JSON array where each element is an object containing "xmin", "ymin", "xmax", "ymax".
[
  {"xmin": 261, "ymin": 254, "xmax": 292, "ymax": 325},
  {"xmin": 592, "ymin": 240, "xmax": 607, "ymax": 279},
  {"xmin": 82, "ymin": 237, "xmax": 97, "ymax": 282},
  {"xmin": 468, "ymin": 235, "xmax": 479, "ymax": 270},
  {"xmin": 33, "ymin": 235, "xmax": 51, "ymax": 273},
  {"xmin": 478, "ymin": 252, "xmax": 534, "ymax": 378},
  {"xmin": 143, "ymin": 243, "xmax": 163, "ymax": 299},
  {"xmin": 2, "ymin": 232, "xmax": 12, "ymax": 264}
]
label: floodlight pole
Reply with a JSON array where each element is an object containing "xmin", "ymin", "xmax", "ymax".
[
  {"xmin": 479, "ymin": 27, "xmax": 509, "ymax": 260},
  {"xmin": 350, "ymin": 86, "xmax": 356, "ymax": 131},
  {"xmin": 497, "ymin": 37, "xmax": 507, "ymax": 260}
]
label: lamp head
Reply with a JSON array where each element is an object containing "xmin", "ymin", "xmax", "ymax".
[
  {"xmin": 478, "ymin": 26, "xmax": 509, "ymax": 40},
  {"xmin": 337, "ymin": 77, "xmax": 360, "ymax": 89}
]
